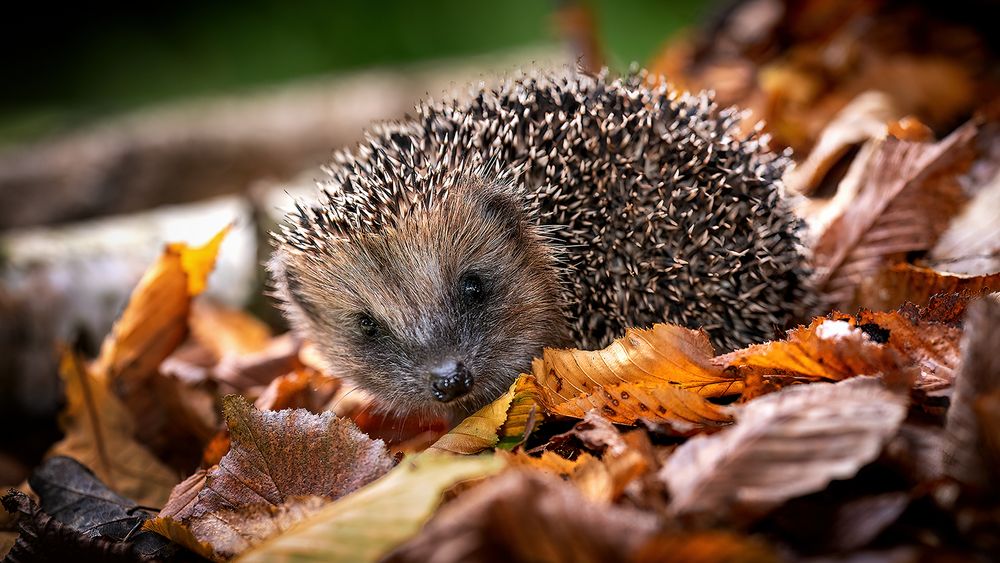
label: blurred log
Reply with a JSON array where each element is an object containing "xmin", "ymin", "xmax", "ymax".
[{"xmin": 0, "ymin": 48, "xmax": 568, "ymax": 232}]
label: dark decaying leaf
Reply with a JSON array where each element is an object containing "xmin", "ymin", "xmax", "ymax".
[
  {"xmin": 811, "ymin": 122, "xmax": 977, "ymax": 310},
  {"xmin": 384, "ymin": 470, "xmax": 658, "ymax": 563},
  {"xmin": 1, "ymin": 457, "xmax": 191, "ymax": 562},
  {"xmin": 660, "ymin": 377, "xmax": 908, "ymax": 522},
  {"xmin": 943, "ymin": 296, "xmax": 1000, "ymax": 490}
]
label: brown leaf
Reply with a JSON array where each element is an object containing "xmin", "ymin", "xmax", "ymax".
[
  {"xmin": 427, "ymin": 381, "xmax": 517, "ymax": 455},
  {"xmin": 859, "ymin": 263, "xmax": 1000, "ymax": 312},
  {"xmin": 186, "ymin": 496, "xmax": 327, "ymax": 560},
  {"xmin": 531, "ymin": 325, "xmax": 736, "ymax": 428},
  {"xmin": 715, "ymin": 317, "xmax": 908, "ymax": 385},
  {"xmin": 189, "ymin": 299, "xmax": 272, "ymax": 359},
  {"xmin": 253, "ymin": 368, "xmax": 339, "ymax": 413},
  {"xmin": 187, "ymin": 395, "xmax": 395, "ymax": 518},
  {"xmin": 633, "ymin": 531, "xmax": 779, "ymax": 563},
  {"xmin": 158, "ymin": 469, "xmax": 207, "ymax": 521},
  {"xmin": 46, "ymin": 350, "xmax": 178, "ymax": 508},
  {"xmin": 93, "ymin": 225, "xmax": 229, "ymax": 386},
  {"xmin": 853, "ymin": 307, "xmax": 964, "ymax": 394},
  {"xmin": 385, "ymin": 470, "xmax": 658, "ymax": 563},
  {"xmin": 660, "ymin": 377, "xmax": 908, "ymax": 522},
  {"xmin": 812, "ymin": 123, "xmax": 977, "ymax": 310},
  {"xmin": 539, "ymin": 324, "xmax": 740, "ymax": 398},
  {"xmin": 943, "ymin": 296, "xmax": 1000, "ymax": 490},
  {"xmin": 928, "ymin": 171, "xmax": 1000, "ymax": 275}
]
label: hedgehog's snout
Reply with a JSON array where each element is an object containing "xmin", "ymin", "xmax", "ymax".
[{"xmin": 428, "ymin": 358, "xmax": 474, "ymax": 403}]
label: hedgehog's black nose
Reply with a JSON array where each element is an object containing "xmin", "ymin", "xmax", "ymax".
[{"xmin": 429, "ymin": 360, "xmax": 473, "ymax": 403}]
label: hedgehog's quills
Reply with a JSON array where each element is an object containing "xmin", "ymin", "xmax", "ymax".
[{"xmin": 270, "ymin": 68, "xmax": 808, "ymax": 420}]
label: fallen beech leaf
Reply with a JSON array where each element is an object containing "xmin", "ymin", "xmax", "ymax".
[
  {"xmin": 928, "ymin": 171, "xmax": 1000, "ymax": 275},
  {"xmin": 187, "ymin": 496, "xmax": 327, "ymax": 560},
  {"xmin": 26, "ymin": 457, "xmax": 178, "ymax": 559},
  {"xmin": 158, "ymin": 469, "xmax": 208, "ymax": 521},
  {"xmin": 46, "ymin": 350, "xmax": 178, "ymax": 507},
  {"xmin": 853, "ymin": 307, "xmax": 964, "ymax": 394},
  {"xmin": 239, "ymin": 453, "xmax": 505, "ymax": 563},
  {"xmin": 944, "ymin": 297, "xmax": 1000, "ymax": 490},
  {"xmin": 544, "ymin": 381, "xmax": 733, "ymax": 427},
  {"xmin": 633, "ymin": 530, "xmax": 778, "ymax": 563},
  {"xmin": 715, "ymin": 317, "xmax": 907, "ymax": 384},
  {"xmin": 254, "ymin": 368, "xmax": 339, "ymax": 413},
  {"xmin": 660, "ymin": 377, "xmax": 908, "ymax": 521},
  {"xmin": 148, "ymin": 396, "xmax": 396, "ymax": 559},
  {"xmin": 384, "ymin": 470, "xmax": 658, "ymax": 563},
  {"xmin": 93, "ymin": 225, "xmax": 230, "ymax": 385},
  {"xmin": 501, "ymin": 449, "xmax": 599, "ymax": 479},
  {"xmin": 859, "ymin": 263, "xmax": 1000, "ymax": 312},
  {"xmin": 189, "ymin": 300, "xmax": 273, "ymax": 358},
  {"xmin": 784, "ymin": 91, "xmax": 898, "ymax": 195},
  {"xmin": 427, "ymin": 381, "xmax": 517, "ymax": 455},
  {"xmin": 539, "ymin": 324, "xmax": 740, "ymax": 399},
  {"xmin": 185, "ymin": 395, "xmax": 395, "ymax": 519},
  {"xmin": 812, "ymin": 123, "xmax": 977, "ymax": 310},
  {"xmin": 530, "ymin": 325, "xmax": 736, "ymax": 427}
]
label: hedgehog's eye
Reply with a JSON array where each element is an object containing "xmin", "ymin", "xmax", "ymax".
[
  {"xmin": 357, "ymin": 313, "xmax": 380, "ymax": 338},
  {"xmin": 459, "ymin": 272, "xmax": 485, "ymax": 305}
]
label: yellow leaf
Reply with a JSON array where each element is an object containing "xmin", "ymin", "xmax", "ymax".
[
  {"xmin": 238, "ymin": 453, "xmax": 504, "ymax": 563},
  {"xmin": 427, "ymin": 383, "xmax": 517, "ymax": 455},
  {"xmin": 143, "ymin": 517, "xmax": 217, "ymax": 562}
]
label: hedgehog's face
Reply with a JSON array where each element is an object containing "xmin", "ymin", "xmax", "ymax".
[{"xmin": 272, "ymin": 183, "xmax": 570, "ymax": 421}]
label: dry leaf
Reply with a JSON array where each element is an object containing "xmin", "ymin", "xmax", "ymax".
[
  {"xmin": 189, "ymin": 300, "xmax": 273, "ymax": 358},
  {"xmin": 148, "ymin": 395, "xmax": 396, "ymax": 559},
  {"xmin": 253, "ymin": 368, "xmax": 339, "ymax": 413},
  {"xmin": 384, "ymin": 470, "xmax": 658, "ymax": 563},
  {"xmin": 784, "ymin": 91, "xmax": 899, "ymax": 195},
  {"xmin": 633, "ymin": 531, "xmax": 778, "ymax": 563},
  {"xmin": 812, "ymin": 123, "xmax": 977, "ymax": 310},
  {"xmin": 859, "ymin": 263, "xmax": 1000, "ymax": 312},
  {"xmin": 853, "ymin": 307, "xmax": 964, "ymax": 394},
  {"xmin": 496, "ymin": 374, "xmax": 547, "ymax": 450},
  {"xmin": 185, "ymin": 395, "xmax": 394, "ymax": 518},
  {"xmin": 92, "ymin": 225, "xmax": 230, "ymax": 385},
  {"xmin": 239, "ymin": 453, "xmax": 505, "ymax": 563},
  {"xmin": 46, "ymin": 351, "xmax": 178, "ymax": 507},
  {"xmin": 929, "ymin": 171, "xmax": 1000, "ymax": 275},
  {"xmin": 715, "ymin": 317, "xmax": 907, "ymax": 385},
  {"xmin": 943, "ymin": 296, "xmax": 1000, "ymax": 490},
  {"xmin": 660, "ymin": 377, "xmax": 908, "ymax": 522},
  {"xmin": 427, "ymin": 381, "xmax": 517, "ymax": 455},
  {"xmin": 531, "ymin": 325, "xmax": 737, "ymax": 427},
  {"xmin": 539, "ymin": 324, "xmax": 740, "ymax": 398}
]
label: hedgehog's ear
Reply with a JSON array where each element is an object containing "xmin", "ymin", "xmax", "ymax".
[
  {"xmin": 479, "ymin": 189, "xmax": 528, "ymax": 239},
  {"xmin": 268, "ymin": 250, "xmax": 323, "ymax": 327}
]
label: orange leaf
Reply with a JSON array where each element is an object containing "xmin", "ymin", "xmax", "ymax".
[{"xmin": 859, "ymin": 263, "xmax": 1000, "ymax": 311}]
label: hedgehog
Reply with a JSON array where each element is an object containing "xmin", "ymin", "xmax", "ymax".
[{"xmin": 270, "ymin": 68, "xmax": 808, "ymax": 420}]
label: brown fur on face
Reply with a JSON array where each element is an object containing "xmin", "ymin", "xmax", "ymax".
[{"xmin": 269, "ymin": 175, "xmax": 570, "ymax": 420}]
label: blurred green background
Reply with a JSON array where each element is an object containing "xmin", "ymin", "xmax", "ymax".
[{"xmin": 2, "ymin": 0, "xmax": 703, "ymax": 145}]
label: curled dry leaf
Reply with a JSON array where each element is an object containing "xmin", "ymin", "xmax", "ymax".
[
  {"xmin": 239, "ymin": 453, "xmax": 505, "ymax": 563},
  {"xmin": 811, "ymin": 122, "xmax": 977, "ymax": 310},
  {"xmin": 384, "ymin": 470, "xmax": 658, "ymax": 563},
  {"xmin": 943, "ymin": 296, "xmax": 1000, "ymax": 490},
  {"xmin": 784, "ymin": 91, "xmax": 898, "ymax": 195},
  {"xmin": 531, "ymin": 325, "xmax": 736, "ymax": 427},
  {"xmin": 929, "ymin": 171, "xmax": 1000, "ymax": 275},
  {"xmin": 46, "ymin": 350, "xmax": 178, "ymax": 508},
  {"xmin": 93, "ymin": 225, "xmax": 230, "ymax": 385},
  {"xmin": 253, "ymin": 368, "xmax": 339, "ymax": 413},
  {"xmin": 660, "ymin": 377, "xmax": 908, "ymax": 522},
  {"xmin": 853, "ymin": 306, "xmax": 964, "ymax": 394},
  {"xmin": 715, "ymin": 317, "xmax": 907, "ymax": 386},
  {"xmin": 496, "ymin": 374, "xmax": 546, "ymax": 450},
  {"xmin": 858, "ymin": 263, "xmax": 1000, "ymax": 312},
  {"xmin": 189, "ymin": 299, "xmax": 272, "ymax": 359},
  {"xmin": 427, "ymin": 381, "xmax": 517, "ymax": 455}
]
